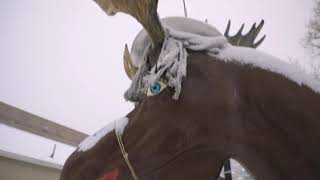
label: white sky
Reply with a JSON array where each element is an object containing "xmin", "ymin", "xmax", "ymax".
[{"xmin": 0, "ymin": 0, "xmax": 315, "ymax": 164}]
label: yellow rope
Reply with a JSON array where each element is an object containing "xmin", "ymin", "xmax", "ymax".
[{"xmin": 116, "ymin": 131, "xmax": 139, "ymax": 180}]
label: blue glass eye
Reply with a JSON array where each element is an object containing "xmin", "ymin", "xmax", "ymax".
[
  {"xmin": 146, "ymin": 80, "xmax": 167, "ymax": 96},
  {"xmin": 150, "ymin": 82, "xmax": 161, "ymax": 94}
]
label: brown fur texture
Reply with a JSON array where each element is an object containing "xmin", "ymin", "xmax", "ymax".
[{"xmin": 61, "ymin": 51, "xmax": 320, "ymax": 180}]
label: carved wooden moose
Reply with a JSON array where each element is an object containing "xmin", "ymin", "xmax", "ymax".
[{"xmin": 60, "ymin": 0, "xmax": 320, "ymax": 179}]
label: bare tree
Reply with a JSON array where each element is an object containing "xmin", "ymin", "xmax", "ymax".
[
  {"xmin": 303, "ymin": 0, "xmax": 320, "ymax": 81},
  {"xmin": 305, "ymin": 0, "xmax": 320, "ymax": 55}
]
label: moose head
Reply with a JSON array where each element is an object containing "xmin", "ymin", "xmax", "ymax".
[{"xmin": 61, "ymin": 1, "xmax": 320, "ymax": 180}]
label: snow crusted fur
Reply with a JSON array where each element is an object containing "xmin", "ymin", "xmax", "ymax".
[{"xmin": 124, "ymin": 27, "xmax": 229, "ymax": 102}]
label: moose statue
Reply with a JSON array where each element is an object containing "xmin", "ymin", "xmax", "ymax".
[{"xmin": 60, "ymin": 0, "xmax": 320, "ymax": 180}]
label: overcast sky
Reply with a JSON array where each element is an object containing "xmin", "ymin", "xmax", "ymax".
[{"xmin": 0, "ymin": 0, "xmax": 315, "ymax": 164}]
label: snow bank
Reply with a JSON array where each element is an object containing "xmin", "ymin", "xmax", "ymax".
[{"xmin": 78, "ymin": 117, "xmax": 128, "ymax": 152}]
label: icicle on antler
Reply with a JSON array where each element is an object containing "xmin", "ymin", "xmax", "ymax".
[{"xmin": 224, "ymin": 20, "xmax": 266, "ymax": 48}]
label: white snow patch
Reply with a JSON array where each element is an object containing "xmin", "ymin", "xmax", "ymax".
[
  {"xmin": 115, "ymin": 116, "xmax": 129, "ymax": 134},
  {"xmin": 168, "ymin": 28, "xmax": 228, "ymax": 53},
  {"xmin": 215, "ymin": 45, "xmax": 320, "ymax": 93},
  {"xmin": 78, "ymin": 117, "xmax": 128, "ymax": 152}
]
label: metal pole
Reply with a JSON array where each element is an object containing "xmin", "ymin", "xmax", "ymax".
[
  {"xmin": 224, "ymin": 159, "xmax": 232, "ymax": 180},
  {"xmin": 49, "ymin": 144, "xmax": 57, "ymax": 158},
  {"xmin": 182, "ymin": 0, "xmax": 188, "ymax": 17}
]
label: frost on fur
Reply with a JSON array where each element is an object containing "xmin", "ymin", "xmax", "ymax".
[
  {"xmin": 145, "ymin": 34, "xmax": 188, "ymax": 100},
  {"xmin": 124, "ymin": 28, "xmax": 229, "ymax": 102}
]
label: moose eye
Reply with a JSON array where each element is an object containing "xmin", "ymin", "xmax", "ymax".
[{"xmin": 147, "ymin": 81, "xmax": 167, "ymax": 96}]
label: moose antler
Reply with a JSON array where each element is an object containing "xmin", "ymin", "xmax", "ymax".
[
  {"xmin": 93, "ymin": 0, "xmax": 165, "ymax": 48},
  {"xmin": 224, "ymin": 20, "xmax": 266, "ymax": 48}
]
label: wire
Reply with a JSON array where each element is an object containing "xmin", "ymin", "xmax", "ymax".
[{"xmin": 183, "ymin": 0, "xmax": 188, "ymax": 17}]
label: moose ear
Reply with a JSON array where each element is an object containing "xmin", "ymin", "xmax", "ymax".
[{"xmin": 224, "ymin": 20, "xmax": 266, "ymax": 48}]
